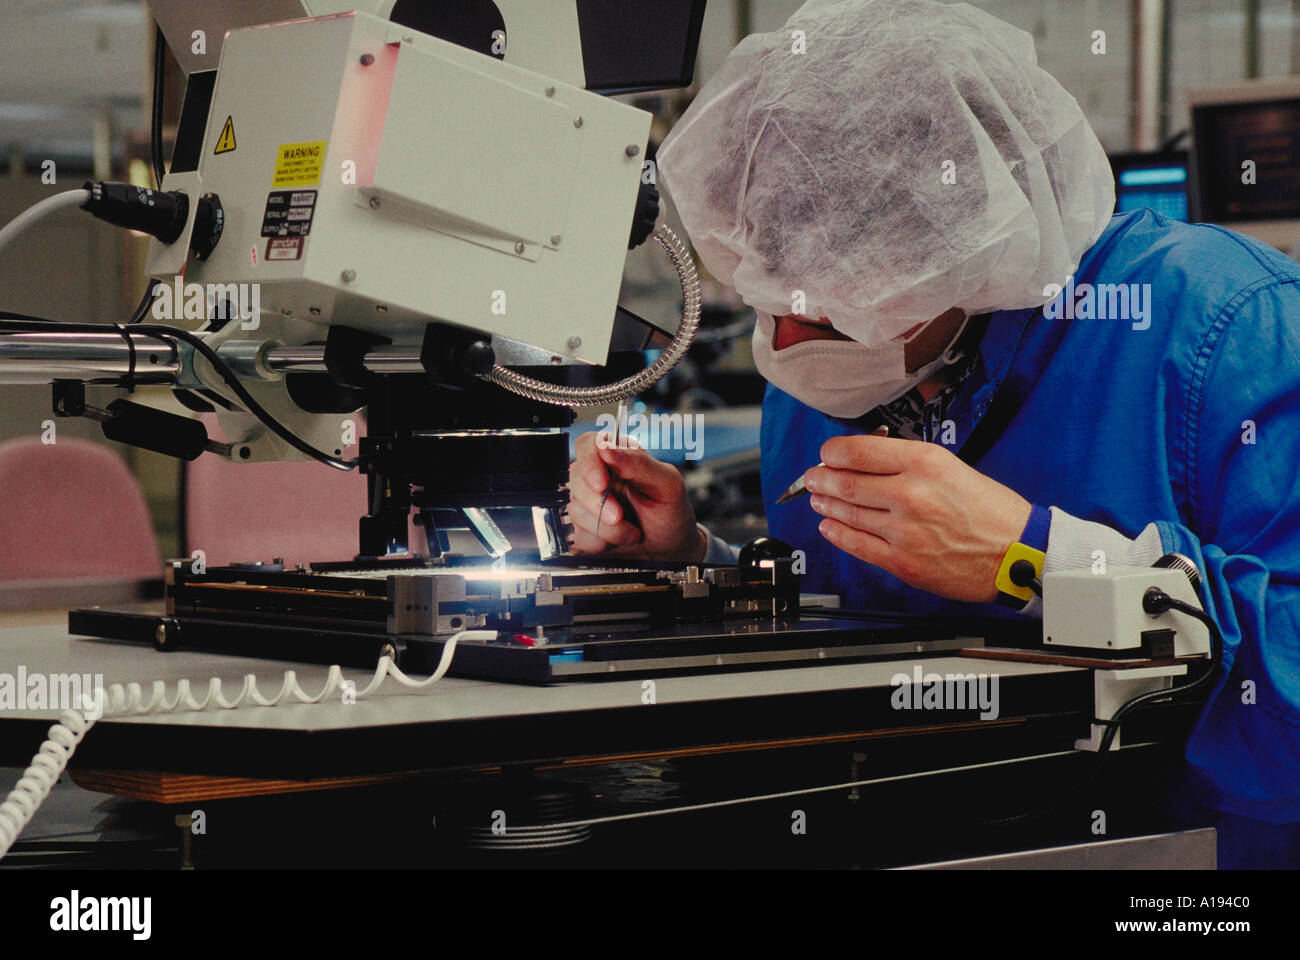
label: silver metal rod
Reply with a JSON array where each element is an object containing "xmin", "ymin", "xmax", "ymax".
[
  {"xmin": 0, "ymin": 332, "xmax": 430, "ymax": 384},
  {"xmin": 0, "ymin": 331, "xmax": 180, "ymax": 384},
  {"xmin": 263, "ymin": 342, "xmax": 426, "ymax": 375}
]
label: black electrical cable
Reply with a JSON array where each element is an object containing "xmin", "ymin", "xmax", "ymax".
[
  {"xmin": 1, "ymin": 309, "xmax": 170, "ymax": 400},
  {"xmin": 151, "ymin": 25, "xmax": 166, "ymax": 191},
  {"xmin": 0, "ymin": 309, "xmax": 78, "ymax": 325},
  {"xmin": 1089, "ymin": 591, "xmax": 1224, "ymax": 767},
  {"xmin": 0, "ymin": 311, "xmax": 358, "ymax": 471},
  {"xmin": 125, "ymin": 25, "xmax": 169, "ymax": 325},
  {"xmin": 126, "ymin": 282, "xmax": 158, "ymax": 325},
  {"xmin": 118, "ymin": 319, "xmax": 138, "ymax": 392},
  {"xmin": 133, "ymin": 322, "xmax": 358, "ymax": 470}
]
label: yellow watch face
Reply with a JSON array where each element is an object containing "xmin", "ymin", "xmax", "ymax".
[{"xmin": 996, "ymin": 542, "xmax": 1046, "ymax": 602}]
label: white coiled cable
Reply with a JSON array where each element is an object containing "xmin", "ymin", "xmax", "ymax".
[{"xmin": 0, "ymin": 630, "xmax": 494, "ymax": 859}]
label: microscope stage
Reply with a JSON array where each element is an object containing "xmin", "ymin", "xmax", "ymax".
[{"xmin": 65, "ymin": 557, "xmax": 1022, "ymax": 684}]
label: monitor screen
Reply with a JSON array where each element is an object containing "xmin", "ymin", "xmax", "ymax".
[
  {"xmin": 1112, "ymin": 153, "xmax": 1190, "ymax": 222},
  {"xmin": 1192, "ymin": 98, "xmax": 1300, "ymax": 223}
]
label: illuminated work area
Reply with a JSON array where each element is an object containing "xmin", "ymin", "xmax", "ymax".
[{"xmin": 0, "ymin": 0, "xmax": 1296, "ymax": 903}]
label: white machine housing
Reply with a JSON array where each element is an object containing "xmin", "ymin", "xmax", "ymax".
[
  {"xmin": 147, "ymin": 10, "xmax": 650, "ymax": 362},
  {"xmin": 1042, "ymin": 566, "xmax": 1209, "ymax": 657}
]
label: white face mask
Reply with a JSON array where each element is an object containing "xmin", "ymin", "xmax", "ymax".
[{"xmin": 751, "ymin": 311, "xmax": 969, "ymax": 419}]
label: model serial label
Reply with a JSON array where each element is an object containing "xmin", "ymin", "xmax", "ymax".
[
  {"xmin": 261, "ymin": 189, "xmax": 317, "ymax": 237},
  {"xmin": 272, "ymin": 140, "xmax": 326, "ymax": 187}
]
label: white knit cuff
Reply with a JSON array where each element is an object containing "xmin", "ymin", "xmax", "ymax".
[{"xmin": 1018, "ymin": 507, "xmax": 1164, "ymax": 618}]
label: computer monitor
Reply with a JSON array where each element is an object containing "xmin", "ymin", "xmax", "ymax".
[
  {"xmin": 1188, "ymin": 77, "xmax": 1300, "ymax": 249},
  {"xmin": 1110, "ymin": 150, "xmax": 1190, "ymax": 222}
]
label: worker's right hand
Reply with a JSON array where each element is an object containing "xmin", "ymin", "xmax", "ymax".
[{"xmin": 566, "ymin": 430, "xmax": 707, "ymax": 562}]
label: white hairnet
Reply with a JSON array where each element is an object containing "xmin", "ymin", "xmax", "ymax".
[{"xmin": 657, "ymin": 0, "xmax": 1115, "ymax": 345}]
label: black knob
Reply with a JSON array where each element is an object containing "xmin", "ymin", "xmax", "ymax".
[
  {"xmin": 190, "ymin": 192, "xmax": 225, "ymax": 260},
  {"xmin": 738, "ymin": 536, "xmax": 794, "ymax": 569},
  {"xmin": 462, "ymin": 340, "xmax": 496, "ymax": 376}
]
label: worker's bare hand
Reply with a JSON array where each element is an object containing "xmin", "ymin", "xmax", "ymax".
[
  {"xmin": 803, "ymin": 436, "xmax": 1031, "ymax": 603},
  {"xmin": 565, "ymin": 430, "xmax": 706, "ymax": 562}
]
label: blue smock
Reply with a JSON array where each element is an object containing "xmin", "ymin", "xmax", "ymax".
[{"xmin": 760, "ymin": 210, "xmax": 1300, "ymax": 861}]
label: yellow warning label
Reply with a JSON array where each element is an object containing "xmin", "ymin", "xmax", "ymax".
[
  {"xmin": 272, "ymin": 141, "xmax": 327, "ymax": 188},
  {"xmin": 214, "ymin": 116, "xmax": 237, "ymax": 154}
]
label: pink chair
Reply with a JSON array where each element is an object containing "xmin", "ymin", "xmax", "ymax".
[
  {"xmin": 184, "ymin": 414, "xmax": 419, "ymax": 568},
  {"xmin": 0, "ymin": 436, "xmax": 161, "ymax": 581}
]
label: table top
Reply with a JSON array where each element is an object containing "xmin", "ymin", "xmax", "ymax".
[{"xmin": 0, "ymin": 622, "xmax": 1087, "ymax": 779}]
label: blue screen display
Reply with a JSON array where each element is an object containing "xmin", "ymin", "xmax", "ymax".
[{"xmin": 1116, "ymin": 164, "xmax": 1189, "ymax": 221}]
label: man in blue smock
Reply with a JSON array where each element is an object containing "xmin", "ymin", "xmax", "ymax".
[{"xmin": 565, "ymin": 0, "xmax": 1300, "ymax": 866}]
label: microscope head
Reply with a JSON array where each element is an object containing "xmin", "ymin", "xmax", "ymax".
[{"xmin": 134, "ymin": 2, "xmax": 704, "ymax": 563}]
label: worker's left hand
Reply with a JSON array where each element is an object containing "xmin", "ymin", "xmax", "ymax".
[{"xmin": 803, "ymin": 436, "xmax": 1032, "ymax": 603}]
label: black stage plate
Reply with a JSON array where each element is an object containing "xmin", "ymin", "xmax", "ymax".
[{"xmin": 67, "ymin": 604, "xmax": 1039, "ymax": 685}]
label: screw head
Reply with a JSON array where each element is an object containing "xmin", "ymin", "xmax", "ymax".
[
  {"xmin": 369, "ymin": 196, "xmax": 381, "ymax": 209},
  {"xmin": 625, "ymin": 144, "xmax": 640, "ymax": 157},
  {"xmin": 573, "ymin": 116, "xmax": 584, "ymax": 128},
  {"xmin": 309, "ymin": 306, "xmax": 321, "ymax": 315},
  {"xmin": 360, "ymin": 52, "xmax": 375, "ymax": 65},
  {"xmin": 545, "ymin": 86, "xmax": 556, "ymax": 97},
  {"xmin": 341, "ymin": 269, "xmax": 357, "ymax": 283},
  {"xmin": 376, "ymin": 304, "xmax": 388, "ymax": 313},
  {"xmin": 567, "ymin": 336, "xmax": 582, "ymax": 350},
  {"xmin": 514, "ymin": 241, "xmax": 525, "ymax": 254},
  {"xmin": 550, "ymin": 234, "xmax": 562, "ymax": 246}
]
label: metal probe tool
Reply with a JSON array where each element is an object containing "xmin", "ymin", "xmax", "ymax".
[{"xmin": 775, "ymin": 425, "xmax": 889, "ymax": 504}]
